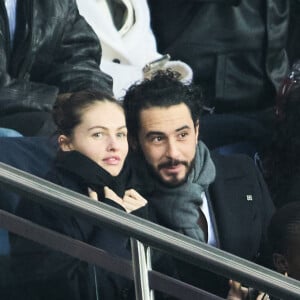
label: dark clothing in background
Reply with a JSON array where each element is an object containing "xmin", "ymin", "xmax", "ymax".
[
  {"xmin": 287, "ymin": 1, "xmax": 300, "ymax": 64},
  {"xmin": 148, "ymin": 0, "xmax": 299, "ymax": 150},
  {"xmin": 148, "ymin": 0, "xmax": 289, "ymax": 112},
  {"xmin": 0, "ymin": 0, "xmax": 112, "ymax": 136}
]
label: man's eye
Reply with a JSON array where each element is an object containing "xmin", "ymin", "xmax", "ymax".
[
  {"xmin": 178, "ymin": 132, "xmax": 188, "ymax": 139},
  {"xmin": 152, "ymin": 136, "xmax": 163, "ymax": 142}
]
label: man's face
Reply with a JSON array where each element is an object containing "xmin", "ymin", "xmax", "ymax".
[{"xmin": 138, "ymin": 103, "xmax": 199, "ymax": 187}]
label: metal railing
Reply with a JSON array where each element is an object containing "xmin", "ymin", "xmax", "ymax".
[{"xmin": 0, "ymin": 162, "xmax": 300, "ymax": 300}]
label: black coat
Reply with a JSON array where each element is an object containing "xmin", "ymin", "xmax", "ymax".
[
  {"xmin": 0, "ymin": 0, "xmax": 112, "ymax": 135},
  {"xmin": 9, "ymin": 151, "xmax": 142, "ymax": 300}
]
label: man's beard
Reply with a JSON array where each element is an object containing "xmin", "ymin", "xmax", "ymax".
[{"xmin": 147, "ymin": 157, "xmax": 196, "ymax": 187}]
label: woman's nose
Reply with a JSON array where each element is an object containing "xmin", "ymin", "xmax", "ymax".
[{"xmin": 106, "ymin": 136, "xmax": 120, "ymax": 151}]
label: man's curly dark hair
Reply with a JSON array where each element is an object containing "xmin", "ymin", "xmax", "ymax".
[{"xmin": 123, "ymin": 69, "xmax": 203, "ymax": 147}]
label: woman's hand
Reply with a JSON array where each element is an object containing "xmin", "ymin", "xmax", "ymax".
[
  {"xmin": 88, "ymin": 187, "xmax": 98, "ymax": 201},
  {"xmin": 104, "ymin": 187, "xmax": 147, "ymax": 213},
  {"xmin": 122, "ymin": 189, "xmax": 148, "ymax": 213}
]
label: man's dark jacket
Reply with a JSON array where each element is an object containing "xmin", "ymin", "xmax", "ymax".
[
  {"xmin": 0, "ymin": 0, "xmax": 112, "ymax": 135},
  {"xmin": 148, "ymin": 0, "xmax": 295, "ymax": 112},
  {"xmin": 131, "ymin": 147, "xmax": 274, "ymax": 297},
  {"xmin": 175, "ymin": 152, "xmax": 275, "ymax": 296}
]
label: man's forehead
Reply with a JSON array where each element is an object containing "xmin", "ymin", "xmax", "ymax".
[
  {"xmin": 139, "ymin": 103, "xmax": 192, "ymax": 122},
  {"xmin": 138, "ymin": 104, "xmax": 194, "ymax": 134}
]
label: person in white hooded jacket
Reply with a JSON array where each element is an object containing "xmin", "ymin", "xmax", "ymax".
[{"xmin": 76, "ymin": 0, "xmax": 193, "ymax": 99}]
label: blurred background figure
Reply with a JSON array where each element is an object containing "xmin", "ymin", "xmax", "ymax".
[
  {"xmin": 0, "ymin": 0, "xmax": 112, "ymax": 136},
  {"xmin": 227, "ymin": 201, "xmax": 300, "ymax": 300},
  {"xmin": 147, "ymin": 0, "xmax": 300, "ymax": 154},
  {"xmin": 261, "ymin": 61, "xmax": 300, "ymax": 208},
  {"xmin": 268, "ymin": 201, "xmax": 300, "ymax": 281},
  {"xmin": 76, "ymin": 0, "xmax": 193, "ymax": 99}
]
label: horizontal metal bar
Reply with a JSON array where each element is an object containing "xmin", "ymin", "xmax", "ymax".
[
  {"xmin": 149, "ymin": 270, "xmax": 224, "ymax": 300},
  {"xmin": 0, "ymin": 209, "xmax": 225, "ymax": 299},
  {"xmin": 0, "ymin": 209, "xmax": 133, "ymax": 279},
  {"xmin": 1, "ymin": 162, "xmax": 300, "ymax": 299}
]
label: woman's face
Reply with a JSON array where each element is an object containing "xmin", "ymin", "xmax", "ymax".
[{"xmin": 60, "ymin": 101, "xmax": 128, "ymax": 176}]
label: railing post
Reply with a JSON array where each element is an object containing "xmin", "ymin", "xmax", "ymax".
[{"xmin": 130, "ymin": 238, "xmax": 154, "ymax": 300}]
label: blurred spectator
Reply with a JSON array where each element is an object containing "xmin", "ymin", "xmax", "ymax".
[
  {"xmin": 76, "ymin": 0, "xmax": 192, "ymax": 99},
  {"xmin": 261, "ymin": 61, "xmax": 300, "ymax": 208},
  {"xmin": 0, "ymin": 0, "xmax": 112, "ymax": 136},
  {"xmin": 148, "ymin": 0, "xmax": 299, "ymax": 152},
  {"xmin": 268, "ymin": 201, "xmax": 300, "ymax": 281}
]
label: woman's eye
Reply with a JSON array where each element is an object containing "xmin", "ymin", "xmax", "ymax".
[
  {"xmin": 93, "ymin": 132, "xmax": 103, "ymax": 138},
  {"xmin": 117, "ymin": 132, "xmax": 127, "ymax": 138}
]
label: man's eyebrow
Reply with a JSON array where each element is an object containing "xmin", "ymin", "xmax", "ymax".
[
  {"xmin": 145, "ymin": 131, "xmax": 164, "ymax": 138},
  {"xmin": 175, "ymin": 125, "xmax": 191, "ymax": 132},
  {"xmin": 145, "ymin": 126, "xmax": 191, "ymax": 138}
]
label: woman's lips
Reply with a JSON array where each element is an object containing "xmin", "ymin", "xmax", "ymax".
[{"xmin": 103, "ymin": 156, "xmax": 121, "ymax": 165}]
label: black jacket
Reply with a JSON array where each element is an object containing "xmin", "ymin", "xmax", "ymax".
[
  {"xmin": 0, "ymin": 0, "xmax": 112, "ymax": 125},
  {"xmin": 9, "ymin": 151, "xmax": 145, "ymax": 300},
  {"xmin": 148, "ymin": 0, "xmax": 297, "ymax": 112}
]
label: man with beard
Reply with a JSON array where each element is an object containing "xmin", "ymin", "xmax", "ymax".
[{"xmin": 123, "ymin": 70, "xmax": 275, "ymax": 297}]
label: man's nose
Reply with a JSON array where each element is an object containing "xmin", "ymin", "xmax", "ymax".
[{"xmin": 165, "ymin": 139, "xmax": 180, "ymax": 159}]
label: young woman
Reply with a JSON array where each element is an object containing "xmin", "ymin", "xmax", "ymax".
[{"xmin": 10, "ymin": 90, "xmax": 147, "ymax": 300}]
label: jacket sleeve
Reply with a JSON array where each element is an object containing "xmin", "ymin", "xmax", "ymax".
[
  {"xmin": 0, "ymin": 79, "xmax": 59, "ymax": 115},
  {"xmin": 40, "ymin": 0, "xmax": 113, "ymax": 95},
  {"xmin": 0, "ymin": 0, "xmax": 112, "ymax": 115}
]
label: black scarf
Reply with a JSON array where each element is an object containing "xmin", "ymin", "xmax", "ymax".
[{"xmin": 56, "ymin": 151, "xmax": 131, "ymax": 200}]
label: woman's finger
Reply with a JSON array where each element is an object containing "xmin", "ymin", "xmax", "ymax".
[
  {"xmin": 88, "ymin": 187, "xmax": 98, "ymax": 201},
  {"xmin": 104, "ymin": 186, "xmax": 124, "ymax": 206},
  {"xmin": 124, "ymin": 189, "xmax": 148, "ymax": 205}
]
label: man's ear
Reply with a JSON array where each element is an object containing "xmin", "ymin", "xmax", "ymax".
[
  {"xmin": 273, "ymin": 253, "xmax": 289, "ymax": 274},
  {"xmin": 58, "ymin": 135, "xmax": 73, "ymax": 152}
]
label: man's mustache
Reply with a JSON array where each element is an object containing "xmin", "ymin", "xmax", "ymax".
[{"xmin": 158, "ymin": 159, "xmax": 188, "ymax": 170}]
